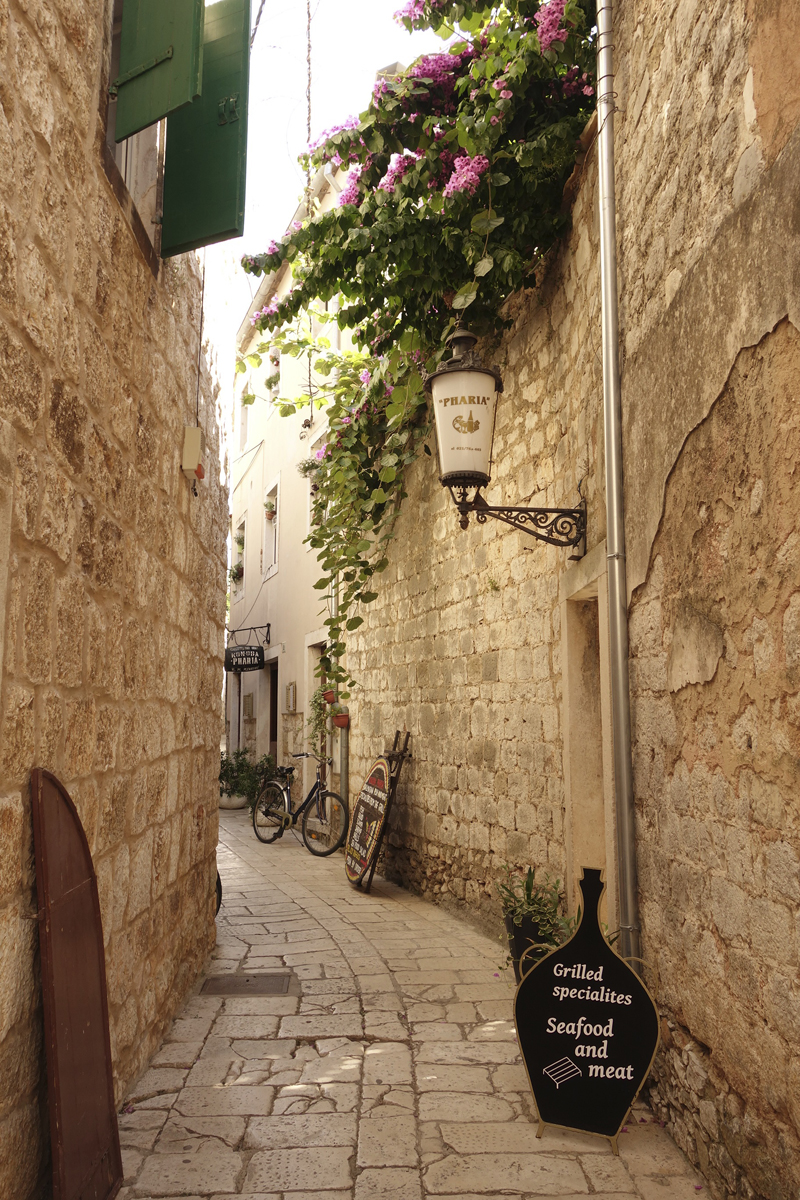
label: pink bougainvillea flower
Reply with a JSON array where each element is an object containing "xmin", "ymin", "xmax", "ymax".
[
  {"xmin": 308, "ymin": 115, "xmax": 359, "ymax": 153},
  {"xmin": 378, "ymin": 152, "xmax": 422, "ymax": 193},
  {"xmin": 500, "ymin": 89, "xmax": 513, "ymax": 99},
  {"xmin": 443, "ymin": 153, "xmax": 490, "ymax": 198},
  {"xmin": 338, "ymin": 165, "xmax": 364, "ymax": 207},
  {"xmin": 360, "ymin": 369, "xmax": 372, "ymax": 386},
  {"xmin": 535, "ymin": 0, "xmax": 568, "ymax": 51},
  {"xmin": 490, "ymin": 115, "xmax": 500, "ymax": 125}
]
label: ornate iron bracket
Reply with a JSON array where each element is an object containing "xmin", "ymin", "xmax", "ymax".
[{"xmin": 448, "ymin": 487, "xmax": 586, "ymax": 554}]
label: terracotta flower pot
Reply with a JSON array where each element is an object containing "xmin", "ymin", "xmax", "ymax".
[
  {"xmin": 332, "ymin": 713, "xmax": 349, "ymax": 728},
  {"xmin": 322, "ymin": 689, "xmax": 336, "ymax": 704},
  {"xmin": 265, "ymin": 510, "xmax": 275, "ymax": 521}
]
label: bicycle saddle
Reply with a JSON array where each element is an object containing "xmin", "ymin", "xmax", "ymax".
[{"xmin": 274, "ymin": 764, "xmax": 295, "ymax": 777}]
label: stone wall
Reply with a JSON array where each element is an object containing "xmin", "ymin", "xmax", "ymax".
[
  {"xmin": 632, "ymin": 319, "xmax": 800, "ymax": 1196},
  {"xmin": 348, "ymin": 147, "xmax": 603, "ymax": 929},
  {"xmin": 346, "ymin": 0, "xmax": 800, "ymax": 1196},
  {"xmin": 0, "ymin": 0, "xmax": 227, "ymax": 1194}
]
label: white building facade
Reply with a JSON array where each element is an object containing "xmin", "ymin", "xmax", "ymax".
[{"xmin": 227, "ymin": 170, "xmax": 347, "ymax": 799}]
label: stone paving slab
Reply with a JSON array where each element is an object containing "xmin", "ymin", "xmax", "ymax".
[{"xmin": 120, "ymin": 811, "xmax": 706, "ymax": 1199}]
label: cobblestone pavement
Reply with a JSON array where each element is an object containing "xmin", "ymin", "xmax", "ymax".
[{"xmin": 119, "ymin": 810, "xmax": 705, "ymax": 1199}]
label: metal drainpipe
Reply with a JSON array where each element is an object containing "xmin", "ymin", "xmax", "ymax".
[
  {"xmin": 326, "ymin": 574, "xmax": 339, "ymax": 787},
  {"xmin": 340, "ymin": 718, "xmax": 350, "ymax": 813},
  {"xmin": 329, "ymin": 572, "xmax": 349, "ymax": 809},
  {"xmin": 596, "ymin": 0, "xmax": 641, "ymax": 967}
]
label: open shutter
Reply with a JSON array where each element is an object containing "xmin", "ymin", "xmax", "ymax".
[
  {"xmin": 113, "ymin": 0, "xmax": 204, "ymax": 142},
  {"xmin": 160, "ymin": 0, "xmax": 250, "ymax": 258}
]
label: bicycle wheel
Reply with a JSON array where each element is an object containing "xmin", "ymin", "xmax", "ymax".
[
  {"xmin": 253, "ymin": 783, "xmax": 288, "ymax": 844},
  {"xmin": 301, "ymin": 790, "xmax": 348, "ymax": 856}
]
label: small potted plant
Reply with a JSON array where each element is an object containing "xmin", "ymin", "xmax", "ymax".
[
  {"xmin": 234, "ymin": 531, "xmax": 245, "ymax": 550},
  {"xmin": 307, "ymin": 684, "xmax": 328, "ymax": 748},
  {"xmin": 322, "ymin": 688, "xmax": 336, "ymax": 704},
  {"xmin": 264, "ymin": 499, "xmax": 276, "ymax": 521},
  {"xmin": 229, "ymin": 562, "xmax": 243, "ymax": 584},
  {"xmin": 496, "ymin": 865, "xmax": 575, "ymax": 983},
  {"xmin": 330, "ymin": 703, "xmax": 349, "ymax": 729}
]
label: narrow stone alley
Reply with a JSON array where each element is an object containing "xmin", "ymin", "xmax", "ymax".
[{"xmin": 118, "ymin": 811, "xmax": 705, "ymax": 1199}]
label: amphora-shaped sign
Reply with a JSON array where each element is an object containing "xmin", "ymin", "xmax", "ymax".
[{"xmin": 514, "ymin": 868, "xmax": 659, "ymax": 1152}]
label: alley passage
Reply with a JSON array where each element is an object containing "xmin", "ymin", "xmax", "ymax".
[{"xmin": 118, "ymin": 811, "xmax": 703, "ymax": 1199}]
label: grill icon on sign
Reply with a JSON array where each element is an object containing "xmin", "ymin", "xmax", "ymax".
[
  {"xmin": 543, "ymin": 1057, "xmax": 582, "ymax": 1088},
  {"xmin": 452, "ymin": 411, "xmax": 480, "ymax": 434}
]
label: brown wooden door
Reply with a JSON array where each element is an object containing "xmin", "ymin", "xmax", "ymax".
[{"xmin": 31, "ymin": 769, "xmax": 123, "ymax": 1200}]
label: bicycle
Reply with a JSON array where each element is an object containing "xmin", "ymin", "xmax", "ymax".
[{"xmin": 252, "ymin": 751, "xmax": 349, "ymax": 856}]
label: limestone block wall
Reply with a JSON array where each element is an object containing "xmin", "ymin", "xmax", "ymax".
[
  {"xmin": 345, "ymin": 0, "xmax": 800, "ymax": 1196},
  {"xmin": 347, "ymin": 151, "xmax": 603, "ymax": 928},
  {"xmin": 0, "ymin": 0, "xmax": 227, "ymax": 1195}
]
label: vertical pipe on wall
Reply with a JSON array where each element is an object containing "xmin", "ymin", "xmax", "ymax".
[
  {"xmin": 340, "ymin": 721, "xmax": 350, "ymax": 813},
  {"xmin": 596, "ymin": 0, "xmax": 641, "ymax": 966},
  {"xmin": 329, "ymin": 571, "xmax": 349, "ymax": 807}
]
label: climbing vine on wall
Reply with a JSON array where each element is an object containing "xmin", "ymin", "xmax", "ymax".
[
  {"xmin": 241, "ymin": 311, "xmax": 431, "ymax": 695},
  {"xmin": 239, "ymin": 0, "xmax": 596, "ymax": 691}
]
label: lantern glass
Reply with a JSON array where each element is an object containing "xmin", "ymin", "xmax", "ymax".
[{"xmin": 431, "ymin": 368, "xmax": 498, "ymax": 488}]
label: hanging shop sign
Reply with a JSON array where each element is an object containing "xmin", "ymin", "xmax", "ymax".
[
  {"xmin": 345, "ymin": 757, "xmax": 390, "ymax": 885},
  {"xmin": 514, "ymin": 868, "xmax": 660, "ymax": 1153},
  {"xmin": 225, "ymin": 644, "xmax": 264, "ymax": 672}
]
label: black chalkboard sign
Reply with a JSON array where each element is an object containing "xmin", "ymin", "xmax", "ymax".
[
  {"xmin": 345, "ymin": 757, "xmax": 390, "ymax": 885},
  {"xmin": 514, "ymin": 868, "xmax": 659, "ymax": 1152},
  {"xmin": 225, "ymin": 645, "xmax": 264, "ymax": 672}
]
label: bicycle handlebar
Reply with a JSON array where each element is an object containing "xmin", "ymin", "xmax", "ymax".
[{"xmin": 291, "ymin": 751, "xmax": 332, "ymax": 765}]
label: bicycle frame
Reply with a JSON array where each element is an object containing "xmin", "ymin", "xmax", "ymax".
[{"xmin": 269, "ymin": 754, "xmax": 330, "ymax": 833}]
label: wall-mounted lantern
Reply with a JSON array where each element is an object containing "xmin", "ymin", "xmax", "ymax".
[{"xmin": 425, "ymin": 326, "xmax": 586, "ymax": 552}]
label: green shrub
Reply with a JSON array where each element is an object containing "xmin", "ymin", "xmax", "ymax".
[{"xmin": 219, "ymin": 749, "xmax": 276, "ymax": 809}]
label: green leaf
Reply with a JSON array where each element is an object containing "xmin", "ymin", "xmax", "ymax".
[
  {"xmin": 360, "ymin": 591, "xmax": 379, "ymax": 603},
  {"xmin": 346, "ymin": 616, "xmax": 364, "ymax": 630},
  {"xmin": 245, "ymin": 353, "xmax": 262, "ymax": 368},
  {"xmin": 234, "ymin": 359, "xmax": 246, "ymax": 374},
  {"xmin": 474, "ymin": 255, "xmax": 494, "ymax": 277},
  {"xmin": 313, "ymin": 578, "xmax": 330, "ymax": 590},
  {"xmin": 471, "ymin": 211, "xmax": 505, "ymax": 235},
  {"xmin": 241, "ymin": 392, "xmax": 256, "ymax": 406},
  {"xmin": 356, "ymin": 539, "xmax": 372, "ymax": 553},
  {"xmin": 453, "ymin": 283, "xmax": 478, "ymax": 310},
  {"xmin": 492, "ymin": 172, "xmax": 510, "ymax": 186}
]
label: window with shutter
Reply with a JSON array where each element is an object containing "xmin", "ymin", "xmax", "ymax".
[
  {"xmin": 103, "ymin": 0, "xmax": 166, "ymax": 263},
  {"xmin": 160, "ymin": 0, "xmax": 250, "ymax": 258},
  {"xmin": 112, "ymin": 0, "xmax": 205, "ymax": 142}
]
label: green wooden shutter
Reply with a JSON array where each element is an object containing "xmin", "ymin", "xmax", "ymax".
[
  {"xmin": 160, "ymin": 0, "xmax": 250, "ymax": 258},
  {"xmin": 113, "ymin": 0, "xmax": 204, "ymax": 142}
]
